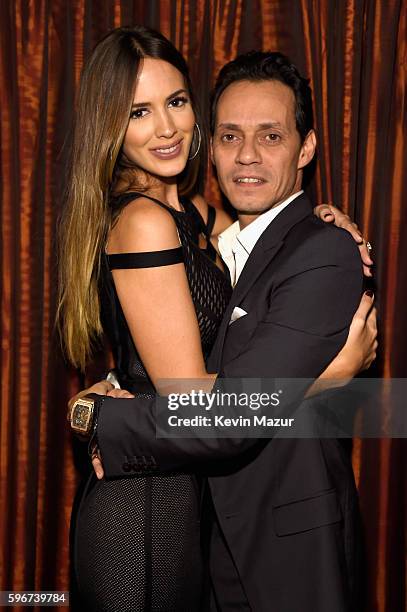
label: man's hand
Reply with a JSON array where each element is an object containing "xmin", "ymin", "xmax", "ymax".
[
  {"xmin": 68, "ymin": 381, "xmax": 135, "ymax": 480},
  {"xmin": 90, "ymin": 388, "xmax": 136, "ymax": 479},
  {"xmin": 90, "ymin": 443, "xmax": 105, "ymax": 480},
  {"xmin": 314, "ymin": 203, "xmax": 374, "ymax": 277},
  {"xmin": 67, "ymin": 380, "xmax": 115, "ymax": 421}
]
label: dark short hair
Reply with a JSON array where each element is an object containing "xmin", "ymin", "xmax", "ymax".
[{"xmin": 210, "ymin": 51, "xmax": 313, "ymax": 141}]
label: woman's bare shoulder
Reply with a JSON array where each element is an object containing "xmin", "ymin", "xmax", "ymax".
[{"xmin": 107, "ymin": 196, "xmax": 180, "ymax": 253}]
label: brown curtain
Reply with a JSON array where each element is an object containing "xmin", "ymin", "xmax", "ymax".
[{"xmin": 1, "ymin": 1, "xmax": 405, "ymax": 610}]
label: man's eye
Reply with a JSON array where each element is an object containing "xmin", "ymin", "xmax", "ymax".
[
  {"xmin": 169, "ymin": 96, "xmax": 189, "ymax": 108},
  {"xmin": 130, "ymin": 108, "xmax": 149, "ymax": 119},
  {"xmin": 264, "ymin": 133, "xmax": 281, "ymax": 143},
  {"xmin": 221, "ymin": 134, "xmax": 237, "ymax": 143}
]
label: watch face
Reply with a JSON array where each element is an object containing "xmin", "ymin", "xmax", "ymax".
[{"xmin": 71, "ymin": 398, "xmax": 94, "ymax": 433}]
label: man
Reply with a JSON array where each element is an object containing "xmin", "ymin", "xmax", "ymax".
[{"xmin": 71, "ymin": 52, "xmax": 375, "ymax": 610}]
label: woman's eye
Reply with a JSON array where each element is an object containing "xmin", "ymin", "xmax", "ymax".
[
  {"xmin": 130, "ymin": 108, "xmax": 149, "ymax": 119},
  {"xmin": 169, "ymin": 96, "xmax": 189, "ymax": 108}
]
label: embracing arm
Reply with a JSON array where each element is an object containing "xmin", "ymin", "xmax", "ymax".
[
  {"xmin": 96, "ymin": 229, "xmax": 367, "ymax": 476},
  {"xmin": 313, "ymin": 203, "xmax": 373, "ymax": 276}
]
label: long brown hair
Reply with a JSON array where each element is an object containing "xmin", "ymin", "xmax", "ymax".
[{"xmin": 57, "ymin": 26, "xmax": 206, "ymax": 370}]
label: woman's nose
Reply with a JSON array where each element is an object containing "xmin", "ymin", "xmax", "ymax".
[{"xmin": 156, "ymin": 110, "xmax": 176, "ymax": 138}]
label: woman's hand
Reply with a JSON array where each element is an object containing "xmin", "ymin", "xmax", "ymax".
[
  {"xmin": 307, "ymin": 291, "xmax": 377, "ymax": 397},
  {"xmin": 314, "ymin": 203, "xmax": 373, "ymax": 277},
  {"xmin": 321, "ymin": 291, "xmax": 377, "ymax": 381},
  {"xmin": 334, "ymin": 290, "xmax": 378, "ymax": 375}
]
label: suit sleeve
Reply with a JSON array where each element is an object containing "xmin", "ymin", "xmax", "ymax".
[{"xmin": 97, "ymin": 229, "xmax": 363, "ymax": 478}]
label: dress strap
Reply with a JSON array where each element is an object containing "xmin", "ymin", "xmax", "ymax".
[
  {"xmin": 182, "ymin": 199, "xmax": 219, "ymax": 263},
  {"xmin": 107, "ymin": 247, "xmax": 184, "ymax": 270},
  {"xmin": 111, "ymin": 191, "xmax": 181, "ymax": 214},
  {"xmin": 206, "ymin": 205, "xmax": 216, "ymax": 237}
]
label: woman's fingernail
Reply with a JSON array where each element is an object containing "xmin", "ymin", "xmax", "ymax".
[{"xmin": 365, "ymin": 290, "xmax": 374, "ymax": 297}]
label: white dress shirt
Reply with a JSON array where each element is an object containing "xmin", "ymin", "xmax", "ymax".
[{"xmin": 218, "ymin": 191, "xmax": 304, "ymax": 286}]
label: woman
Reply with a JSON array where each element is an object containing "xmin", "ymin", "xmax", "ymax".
[{"xmin": 59, "ymin": 26, "xmax": 376, "ymax": 611}]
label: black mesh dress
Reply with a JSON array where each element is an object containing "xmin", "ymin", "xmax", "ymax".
[{"xmin": 71, "ymin": 193, "xmax": 232, "ymax": 612}]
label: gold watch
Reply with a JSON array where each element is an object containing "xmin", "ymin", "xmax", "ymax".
[{"xmin": 69, "ymin": 396, "xmax": 96, "ymax": 436}]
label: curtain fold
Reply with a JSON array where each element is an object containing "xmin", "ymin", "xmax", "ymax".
[{"xmin": 1, "ymin": 2, "xmax": 405, "ymax": 610}]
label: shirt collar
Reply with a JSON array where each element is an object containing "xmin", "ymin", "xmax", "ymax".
[{"xmin": 218, "ymin": 190, "xmax": 303, "ymax": 261}]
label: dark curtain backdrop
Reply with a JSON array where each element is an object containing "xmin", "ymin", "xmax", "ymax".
[{"xmin": 1, "ymin": 1, "xmax": 406, "ymax": 610}]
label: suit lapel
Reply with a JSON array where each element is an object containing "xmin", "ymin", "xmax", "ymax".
[{"xmin": 209, "ymin": 194, "xmax": 313, "ymax": 372}]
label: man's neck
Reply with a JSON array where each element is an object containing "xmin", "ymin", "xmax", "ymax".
[{"xmin": 237, "ymin": 190, "xmax": 303, "ymax": 230}]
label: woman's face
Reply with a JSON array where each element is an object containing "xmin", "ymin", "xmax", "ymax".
[{"xmin": 122, "ymin": 58, "xmax": 195, "ymax": 179}]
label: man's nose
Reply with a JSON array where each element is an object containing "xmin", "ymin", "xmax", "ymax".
[
  {"xmin": 236, "ymin": 137, "xmax": 261, "ymax": 164},
  {"xmin": 156, "ymin": 109, "xmax": 176, "ymax": 139}
]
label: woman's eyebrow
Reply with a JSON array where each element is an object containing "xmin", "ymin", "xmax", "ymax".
[{"xmin": 131, "ymin": 89, "xmax": 188, "ymax": 109}]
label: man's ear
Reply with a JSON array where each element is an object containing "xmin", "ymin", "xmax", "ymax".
[
  {"xmin": 297, "ymin": 130, "xmax": 316, "ymax": 170},
  {"xmin": 210, "ymin": 137, "xmax": 215, "ymax": 164}
]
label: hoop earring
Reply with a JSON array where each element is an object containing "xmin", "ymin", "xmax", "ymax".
[{"xmin": 188, "ymin": 123, "xmax": 201, "ymax": 160}]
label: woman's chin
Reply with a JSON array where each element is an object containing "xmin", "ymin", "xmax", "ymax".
[{"xmin": 150, "ymin": 158, "xmax": 189, "ymax": 179}]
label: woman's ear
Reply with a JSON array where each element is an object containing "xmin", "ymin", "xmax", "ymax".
[{"xmin": 297, "ymin": 130, "xmax": 316, "ymax": 170}]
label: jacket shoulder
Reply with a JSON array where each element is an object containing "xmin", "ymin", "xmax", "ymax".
[{"xmin": 289, "ymin": 214, "xmax": 361, "ymax": 267}]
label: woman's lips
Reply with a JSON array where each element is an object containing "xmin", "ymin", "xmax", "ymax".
[{"xmin": 150, "ymin": 139, "xmax": 183, "ymax": 160}]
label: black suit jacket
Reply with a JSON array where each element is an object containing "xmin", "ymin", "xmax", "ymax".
[{"xmin": 97, "ymin": 194, "xmax": 363, "ymax": 611}]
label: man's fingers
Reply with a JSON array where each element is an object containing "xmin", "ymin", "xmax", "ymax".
[
  {"xmin": 106, "ymin": 389, "xmax": 135, "ymax": 398},
  {"xmin": 68, "ymin": 380, "xmax": 115, "ymax": 415},
  {"xmin": 89, "ymin": 380, "xmax": 115, "ymax": 395},
  {"xmin": 92, "ymin": 457, "xmax": 104, "ymax": 479}
]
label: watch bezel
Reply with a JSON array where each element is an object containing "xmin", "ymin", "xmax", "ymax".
[{"xmin": 70, "ymin": 397, "xmax": 95, "ymax": 435}]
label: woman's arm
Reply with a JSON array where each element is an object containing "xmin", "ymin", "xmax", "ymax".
[
  {"xmin": 193, "ymin": 195, "xmax": 374, "ymax": 275},
  {"xmin": 107, "ymin": 197, "xmax": 215, "ymax": 392},
  {"xmin": 82, "ymin": 291, "xmax": 377, "ymax": 479},
  {"xmin": 306, "ymin": 291, "xmax": 377, "ymax": 397}
]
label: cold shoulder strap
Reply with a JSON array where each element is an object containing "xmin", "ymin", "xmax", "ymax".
[{"xmin": 107, "ymin": 247, "xmax": 184, "ymax": 270}]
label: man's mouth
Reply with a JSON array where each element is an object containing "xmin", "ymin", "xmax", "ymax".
[{"xmin": 233, "ymin": 176, "xmax": 266, "ymax": 184}]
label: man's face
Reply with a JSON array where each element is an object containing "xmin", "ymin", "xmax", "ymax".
[{"xmin": 211, "ymin": 79, "xmax": 316, "ymax": 225}]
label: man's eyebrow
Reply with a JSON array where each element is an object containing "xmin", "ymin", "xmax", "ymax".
[
  {"xmin": 216, "ymin": 122, "xmax": 285, "ymax": 130},
  {"xmin": 131, "ymin": 89, "xmax": 188, "ymax": 108},
  {"xmin": 257, "ymin": 122, "xmax": 284, "ymax": 130},
  {"xmin": 216, "ymin": 123, "xmax": 242, "ymax": 130}
]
